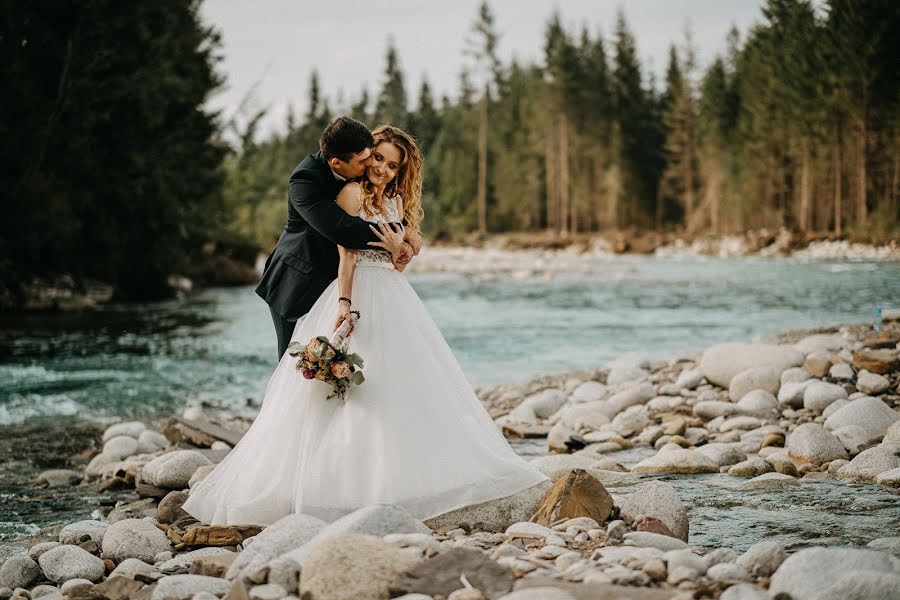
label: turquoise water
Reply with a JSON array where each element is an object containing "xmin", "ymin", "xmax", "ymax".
[{"xmin": 1, "ymin": 256, "xmax": 898, "ymax": 425}]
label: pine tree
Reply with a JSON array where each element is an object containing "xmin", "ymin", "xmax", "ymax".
[{"xmin": 374, "ymin": 38, "xmax": 409, "ymax": 129}]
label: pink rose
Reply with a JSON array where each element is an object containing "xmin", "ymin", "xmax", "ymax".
[
  {"xmin": 301, "ymin": 368, "xmax": 316, "ymax": 379},
  {"xmin": 330, "ymin": 362, "xmax": 351, "ymax": 379}
]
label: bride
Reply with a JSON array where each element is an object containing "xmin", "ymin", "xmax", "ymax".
[{"xmin": 182, "ymin": 125, "xmax": 549, "ymax": 526}]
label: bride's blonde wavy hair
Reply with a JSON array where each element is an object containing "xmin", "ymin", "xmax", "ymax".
[{"xmin": 360, "ymin": 125, "xmax": 424, "ymax": 234}]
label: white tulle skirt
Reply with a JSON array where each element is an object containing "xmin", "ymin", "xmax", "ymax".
[{"xmin": 182, "ymin": 263, "xmax": 549, "ymax": 526}]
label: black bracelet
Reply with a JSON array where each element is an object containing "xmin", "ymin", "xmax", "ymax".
[
  {"xmin": 338, "ymin": 297, "xmax": 352, "ymax": 306},
  {"xmin": 350, "ymin": 310, "xmax": 361, "ymax": 320}
]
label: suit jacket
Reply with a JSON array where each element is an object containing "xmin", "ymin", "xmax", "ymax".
[{"xmin": 255, "ymin": 152, "xmax": 381, "ymax": 320}]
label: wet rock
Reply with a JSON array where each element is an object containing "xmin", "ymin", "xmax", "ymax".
[
  {"xmin": 738, "ymin": 472, "xmax": 799, "ymax": 490},
  {"xmin": 226, "ymin": 513, "xmax": 325, "ymax": 581},
  {"xmin": 632, "ymin": 447, "xmax": 718, "ymax": 474},
  {"xmin": 101, "ymin": 518, "xmax": 173, "ymax": 563},
  {"xmin": 150, "ymin": 574, "xmax": 230, "ymax": 600},
  {"xmin": 699, "ymin": 343, "xmax": 803, "ymax": 388},
  {"xmin": 0, "ymin": 557, "xmax": 40, "ymax": 590},
  {"xmin": 728, "ymin": 366, "xmax": 781, "ymax": 401},
  {"xmin": 851, "ymin": 349, "xmax": 899, "ymax": 374},
  {"xmin": 299, "ymin": 533, "xmax": 420, "ymax": 600},
  {"xmin": 803, "ymin": 381, "xmax": 848, "ymax": 412},
  {"xmin": 425, "ymin": 481, "xmax": 551, "ymax": 533},
  {"xmin": 37, "ymin": 545, "xmax": 105, "ymax": 584},
  {"xmin": 768, "ymin": 547, "xmax": 900, "ymax": 599},
  {"xmin": 619, "ymin": 481, "xmax": 689, "ymax": 542},
  {"xmin": 824, "ymin": 396, "xmax": 899, "ymax": 441},
  {"xmin": 391, "ymin": 547, "xmax": 513, "ymax": 600},
  {"xmin": 140, "ymin": 450, "xmax": 212, "ymax": 489},
  {"xmin": 35, "ymin": 470, "xmax": 83, "ymax": 487},
  {"xmin": 58, "ymin": 521, "xmax": 108, "ymax": 546},
  {"xmin": 787, "ymin": 423, "xmax": 848, "ymax": 465},
  {"xmin": 695, "ymin": 443, "xmax": 746, "ymax": 467},
  {"xmin": 529, "ymin": 469, "xmax": 613, "ymax": 527},
  {"xmin": 728, "ymin": 457, "xmax": 773, "ymax": 478},
  {"xmin": 876, "ymin": 467, "xmax": 900, "ymax": 486},
  {"xmin": 838, "ymin": 447, "xmax": 900, "ymax": 482},
  {"xmin": 857, "ymin": 370, "xmax": 891, "ymax": 394},
  {"xmin": 737, "ymin": 541, "xmax": 786, "ymax": 578}
]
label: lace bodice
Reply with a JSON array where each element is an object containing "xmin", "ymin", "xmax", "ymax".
[{"xmin": 355, "ymin": 194, "xmax": 402, "ymax": 269}]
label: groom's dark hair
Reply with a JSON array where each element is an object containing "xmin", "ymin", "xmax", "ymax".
[{"xmin": 320, "ymin": 116, "xmax": 374, "ymax": 162}]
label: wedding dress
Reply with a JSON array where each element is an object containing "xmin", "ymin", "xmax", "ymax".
[{"xmin": 182, "ymin": 195, "xmax": 550, "ymax": 525}]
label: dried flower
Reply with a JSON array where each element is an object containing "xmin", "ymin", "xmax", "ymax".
[{"xmin": 330, "ymin": 361, "xmax": 351, "ymax": 379}]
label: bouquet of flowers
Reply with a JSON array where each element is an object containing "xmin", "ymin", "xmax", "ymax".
[{"xmin": 287, "ymin": 318, "xmax": 365, "ymax": 401}]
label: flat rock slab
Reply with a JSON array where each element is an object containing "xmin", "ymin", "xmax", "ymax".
[
  {"xmin": 389, "ymin": 547, "xmax": 514, "ymax": 599},
  {"xmin": 513, "ymin": 578, "xmax": 676, "ymax": 599},
  {"xmin": 164, "ymin": 417, "xmax": 245, "ymax": 448}
]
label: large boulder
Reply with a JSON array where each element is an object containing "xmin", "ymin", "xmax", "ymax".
[
  {"xmin": 699, "ymin": 343, "xmax": 803, "ymax": 388},
  {"xmin": 225, "ymin": 513, "xmax": 326, "ymax": 581},
  {"xmin": 424, "ymin": 481, "xmax": 551, "ymax": 533},
  {"xmin": 282, "ymin": 505, "xmax": 430, "ymax": 567},
  {"xmin": 769, "ymin": 547, "xmax": 900, "ymax": 599},
  {"xmin": 0, "ymin": 556, "xmax": 41, "ymax": 589},
  {"xmin": 816, "ymin": 571, "xmax": 900, "ymax": 600},
  {"xmin": 298, "ymin": 533, "xmax": 420, "ymax": 600},
  {"xmin": 824, "ymin": 397, "xmax": 899, "ymax": 441},
  {"xmin": 529, "ymin": 469, "xmax": 614, "ymax": 527},
  {"xmin": 37, "ymin": 545, "xmax": 105, "ymax": 584},
  {"xmin": 101, "ymin": 518, "xmax": 173, "ymax": 563},
  {"xmin": 837, "ymin": 447, "xmax": 900, "ymax": 482},
  {"xmin": 786, "ymin": 423, "xmax": 848, "ymax": 465},
  {"xmin": 140, "ymin": 450, "xmax": 212, "ymax": 489},
  {"xmin": 619, "ymin": 481, "xmax": 689, "ymax": 542}
]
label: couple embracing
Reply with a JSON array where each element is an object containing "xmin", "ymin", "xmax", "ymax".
[{"xmin": 182, "ymin": 117, "xmax": 548, "ymax": 526}]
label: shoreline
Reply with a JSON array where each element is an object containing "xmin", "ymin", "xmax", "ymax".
[{"xmin": 1, "ymin": 317, "xmax": 898, "ymax": 598}]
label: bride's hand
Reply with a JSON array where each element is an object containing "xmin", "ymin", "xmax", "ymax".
[
  {"xmin": 367, "ymin": 222, "xmax": 406, "ymax": 258},
  {"xmin": 334, "ymin": 304, "xmax": 354, "ymax": 333}
]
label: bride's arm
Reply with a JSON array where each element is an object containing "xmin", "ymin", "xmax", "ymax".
[
  {"xmin": 334, "ymin": 183, "xmax": 363, "ymax": 331},
  {"xmin": 392, "ymin": 196, "xmax": 417, "ymax": 272}
]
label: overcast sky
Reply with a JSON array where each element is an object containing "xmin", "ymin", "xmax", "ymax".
[{"xmin": 199, "ymin": 0, "xmax": 768, "ymax": 138}]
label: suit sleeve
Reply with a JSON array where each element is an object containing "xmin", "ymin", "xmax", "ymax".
[{"xmin": 289, "ymin": 171, "xmax": 381, "ymax": 250}]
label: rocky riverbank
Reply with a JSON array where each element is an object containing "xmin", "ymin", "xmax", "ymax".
[{"xmin": 2, "ymin": 318, "xmax": 899, "ymax": 600}]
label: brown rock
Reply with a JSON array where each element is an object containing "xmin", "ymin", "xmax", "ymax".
[
  {"xmin": 164, "ymin": 417, "xmax": 245, "ymax": 448},
  {"xmin": 78, "ymin": 540, "xmax": 100, "ymax": 555},
  {"xmin": 768, "ymin": 455, "xmax": 800, "ymax": 477},
  {"xmin": 130, "ymin": 585, "xmax": 155, "ymax": 600},
  {"xmin": 190, "ymin": 552, "xmax": 238, "ymax": 578},
  {"xmin": 862, "ymin": 334, "xmax": 900, "ymax": 350},
  {"xmin": 635, "ymin": 516, "xmax": 678, "ymax": 539},
  {"xmin": 103, "ymin": 559, "xmax": 116, "ymax": 574},
  {"xmin": 135, "ymin": 479, "xmax": 169, "ymax": 499},
  {"xmin": 98, "ymin": 477, "xmax": 131, "ymax": 492},
  {"xmin": 501, "ymin": 423, "xmax": 551, "ymax": 439},
  {"xmin": 389, "ymin": 547, "xmax": 513, "ymax": 600},
  {"xmin": 91, "ymin": 576, "xmax": 144, "ymax": 600},
  {"xmin": 180, "ymin": 525, "xmax": 263, "ymax": 547},
  {"xmin": 761, "ymin": 432, "xmax": 785, "ymax": 448},
  {"xmin": 158, "ymin": 491, "xmax": 190, "ymax": 525},
  {"xmin": 803, "ymin": 353, "xmax": 833, "ymax": 378},
  {"xmin": 529, "ymin": 469, "xmax": 614, "ymax": 527},
  {"xmin": 663, "ymin": 418, "xmax": 687, "ymax": 436},
  {"xmin": 852, "ymin": 349, "xmax": 899, "ymax": 374},
  {"xmin": 225, "ymin": 579, "xmax": 250, "ymax": 600}
]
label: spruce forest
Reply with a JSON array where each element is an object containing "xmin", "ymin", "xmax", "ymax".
[{"xmin": 2, "ymin": 0, "xmax": 898, "ymax": 303}]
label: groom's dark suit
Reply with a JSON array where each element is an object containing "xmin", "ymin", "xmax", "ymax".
[{"xmin": 255, "ymin": 151, "xmax": 380, "ymax": 359}]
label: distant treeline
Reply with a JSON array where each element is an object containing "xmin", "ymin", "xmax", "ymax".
[
  {"xmin": 1, "ymin": 1, "xmax": 898, "ymax": 304},
  {"xmin": 226, "ymin": 0, "xmax": 899, "ymax": 246}
]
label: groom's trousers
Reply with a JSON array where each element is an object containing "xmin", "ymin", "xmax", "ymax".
[{"xmin": 270, "ymin": 306, "xmax": 303, "ymax": 361}]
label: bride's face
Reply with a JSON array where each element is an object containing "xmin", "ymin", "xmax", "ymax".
[{"xmin": 366, "ymin": 141, "xmax": 402, "ymax": 189}]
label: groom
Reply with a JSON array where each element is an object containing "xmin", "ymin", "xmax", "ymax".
[{"xmin": 256, "ymin": 116, "xmax": 415, "ymax": 359}]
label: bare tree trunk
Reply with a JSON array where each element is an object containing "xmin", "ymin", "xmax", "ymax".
[
  {"xmin": 834, "ymin": 125, "xmax": 843, "ymax": 236},
  {"xmin": 477, "ymin": 91, "xmax": 488, "ymax": 235},
  {"xmin": 559, "ymin": 114, "xmax": 570, "ymax": 235},
  {"xmin": 855, "ymin": 116, "xmax": 867, "ymax": 227},
  {"xmin": 545, "ymin": 123, "xmax": 557, "ymax": 230},
  {"xmin": 799, "ymin": 139, "xmax": 811, "ymax": 232}
]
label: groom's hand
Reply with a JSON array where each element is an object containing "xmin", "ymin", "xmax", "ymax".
[
  {"xmin": 396, "ymin": 243, "xmax": 413, "ymax": 265},
  {"xmin": 406, "ymin": 231, "xmax": 424, "ymax": 256}
]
